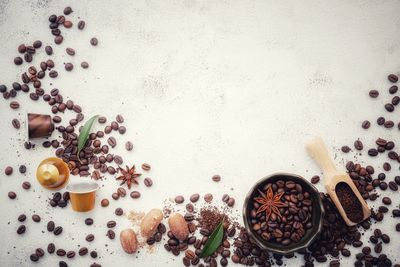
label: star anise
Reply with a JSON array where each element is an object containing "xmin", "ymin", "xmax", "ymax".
[
  {"xmin": 254, "ymin": 186, "xmax": 287, "ymax": 221},
  {"xmin": 116, "ymin": 165, "xmax": 141, "ymax": 189}
]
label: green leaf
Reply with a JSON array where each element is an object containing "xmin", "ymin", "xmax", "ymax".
[
  {"xmin": 200, "ymin": 220, "xmax": 224, "ymax": 258},
  {"xmin": 77, "ymin": 115, "xmax": 98, "ymax": 159}
]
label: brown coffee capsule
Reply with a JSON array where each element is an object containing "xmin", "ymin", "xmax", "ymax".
[{"xmin": 28, "ymin": 113, "xmax": 55, "ymax": 139}]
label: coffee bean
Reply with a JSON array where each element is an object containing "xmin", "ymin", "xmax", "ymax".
[
  {"xmin": 32, "ymin": 214, "xmax": 41, "ymax": 222},
  {"xmin": 106, "ymin": 229, "xmax": 115, "ymax": 239},
  {"xmin": 115, "ymin": 208, "xmax": 123, "ymax": 216},
  {"xmin": 8, "ymin": 191, "xmax": 16, "ymax": 199},
  {"xmin": 22, "ymin": 181, "xmax": 31, "ymax": 190},
  {"xmin": 107, "ymin": 220, "xmax": 116, "ymax": 228},
  {"xmin": 377, "ymin": 116, "xmax": 385, "ymax": 125},
  {"xmin": 190, "ymin": 194, "xmax": 200, "ymax": 203},
  {"xmin": 367, "ymin": 148, "xmax": 378, "ymax": 157},
  {"xmin": 30, "ymin": 253, "xmax": 39, "ymax": 262},
  {"xmin": 36, "ymin": 248, "xmax": 45, "ymax": 257},
  {"xmin": 55, "ymin": 35, "xmax": 64, "ymax": 44},
  {"xmin": 227, "ymin": 197, "xmax": 235, "ymax": 207},
  {"xmin": 311, "ymin": 175, "xmax": 320, "ymax": 184},
  {"xmin": 17, "ymin": 225, "xmax": 26, "ymax": 234},
  {"xmin": 45, "ymin": 45, "xmax": 53, "ymax": 55},
  {"xmin": 90, "ymin": 38, "xmax": 98, "ymax": 46},
  {"xmin": 24, "ymin": 53, "xmax": 32, "ymax": 62},
  {"xmin": 204, "ymin": 193, "xmax": 213, "ymax": 203},
  {"xmin": 65, "ymin": 63, "xmax": 73, "ymax": 71},
  {"xmin": 86, "ymin": 234, "xmax": 95, "ymax": 242},
  {"xmin": 392, "ymin": 95, "xmax": 400, "ymax": 105},
  {"xmin": 59, "ymin": 261, "xmax": 67, "ymax": 267},
  {"xmin": 354, "ymin": 140, "xmax": 363, "ymax": 150},
  {"xmin": 57, "ymin": 249, "xmax": 66, "ymax": 257},
  {"xmin": 66, "ymin": 251, "xmax": 75, "ymax": 258},
  {"xmin": 49, "ymin": 70, "xmax": 58, "ymax": 78},
  {"xmin": 393, "ymin": 209, "xmax": 400, "ymax": 217},
  {"xmin": 369, "ymin": 90, "xmax": 379, "ymax": 98},
  {"xmin": 10, "ymin": 101, "xmax": 20, "ymax": 109},
  {"xmin": 389, "ymin": 181, "xmax": 398, "ymax": 191},
  {"xmin": 389, "ymin": 85, "xmax": 398, "ymax": 94},
  {"xmin": 85, "ymin": 218, "xmax": 94, "ymax": 225},
  {"xmin": 81, "ymin": 61, "xmax": 89, "ymax": 69},
  {"xmin": 14, "ymin": 56, "xmax": 23, "ymax": 65},
  {"xmin": 396, "ymin": 223, "xmax": 400, "ymax": 232},
  {"xmin": 90, "ymin": 251, "xmax": 98, "ymax": 258},
  {"xmin": 382, "ymin": 197, "xmax": 391, "ymax": 205},
  {"xmin": 107, "ymin": 137, "xmax": 116, "ymax": 148},
  {"xmin": 5, "ymin": 166, "xmax": 13, "ymax": 175},
  {"xmin": 374, "ymin": 242, "xmax": 382, "ymax": 253},
  {"xmin": 212, "ymin": 174, "xmax": 221, "ymax": 182},
  {"xmin": 175, "ymin": 195, "xmax": 184, "ymax": 204},
  {"xmin": 384, "ymin": 120, "xmax": 394, "ymax": 128},
  {"xmin": 388, "ymin": 74, "xmax": 398, "ymax": 83},
  {"xmin": 47, "ymin": 243, "xmax": 55, "ymax": 254},
  {"xmin": 144, "ymin": 177, "xmax": 153, "ymax": 187},
  {"xmin": 340, "ymin": 145, "xmax": 351, "ymax": 153},
  {"xmin": 11, "ymin": 118, "xmax": 20, "ymax": 129},
  {"xmin": 63, "ymin": 6, "xmax": 73, "ymax": 15},
  {"xmin": 78, "ymin": 247, "xmax": 88, "ymax": 256},
  {"xmin": 78, "ymin": 20, "xmax": 85, "ymax": 30},
  {"xmin": 32, "ymin": 40, "xmax": 42, "ymax": 48},
  {"xmin": 118, "ymin": 126, "xmax": 126, "ymax": 134},
  {"xmin": 125, "ymin": 141, "xmax": 133, "ymax": 151},
  {"xmin": 385, "ymin": 103, "xmax": 395, "ymax": 112},
  {"xmin": 46, "ymin": 221, "xmax": 55, "ymax": 232},
  {"xmin": 101, "ymin": 198, "xmax": 109, "ymax": 207},
  {"xmin": 98, "ymin": 116, "xmax": 106, "ymax": 123},
  {"xmin": 222, "ymin": 194, "xmax": 230, "ymax": 203},
  {"xmin": 66, "ymin": 48, "xmax": 75, "ymax": 56},
  {"xmin": 130, "ymin": 191, "xmax": 141, "ymax": 199},
  {"xmin": 54, "ymin": 226, "xmax": 63, "ymax": 235},
  {"xmin": 18, "ymin": 214, "xmax": 26, "ymax": 222}
]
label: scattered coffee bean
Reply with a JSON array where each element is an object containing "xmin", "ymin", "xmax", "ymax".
[
  {"xmin": 81, "ymin": 61, "xmax": 89, "ymax": 69},
  {"xmin": 107, "ymin": 220, "xmax": 116, "ymax": 228},
  {"xmin": 66, "ymin": 48, "xmax": 75, "ymax": 56},
  {"xmin": 86, "ymin": 234, "xmax": 95, "ymax": 242},
  {"xmin": 18, "ymin": 214, "xmax": 26, "ymax": 222},
  {"xmin": 144, "ymin": 177, "xmax": 153, "ymax": 187},
  {"xmin": 354, "ymin": 140, "xmax": 363, "ymax": 150},
  {"xmin": 106, "ymin": 229, "xmax": 115, "ymax": 239},
  {"xmin": 47, "ymin": 243, "xmax": 55, "ymax": 254},
  {"xmin": 212, "ymin": 174, "xmax": 221, "ymax": 182},
  {"xmin": 65, "ymin": 63, "xmax": 73, "ymax": 71},
  {"xmin": 175, "ymin": 195, "xmax": 184, "ymax": 204},
  {"xmin": 78, "ymin": 20, "xmax": 85, "ymax": 30},
  {"xmin": 369, "ymin": 90, "xmax": 379, "ymax": 98},
  {"xmin": 8, "ymin": 191, "xmax": 16, "ymax": 199},
  {"xmin": 204, "ymin": 193, "xmax": 213, "ymax": 203},
  {"xmin": 382, "ymin": 197, "xmax": 391, "ymax": 205},
  {"xmin": 101, "ymin": 198, "xmax": 109, "ymax": 207},
  {"xmin": 10, "ymin": 101, "xmax": 20, "ymax": 109},
  {"xmin": 54, "ymin": 226, "xmax": 63, "ymax": 235},
  {"xmin": 311, "ymin": 175, "xmax": 320, "ymax": 184},
  {"xmin": 5, "ymin": 166, "xmax": 13, "ymax": 175},
  {"xmin": 32, "ymin": 214, "xmax": 41, "ymax": 222},
  {"xmin": 85, "ymin": 218, "xmax": 94, "ymax": 225},
  {"xmin": 125, "ymin": 141, "xmax": 133, "ymax": 151},
  {"xmin": 17, "ymin": 225, "xmax": 26, "ymax": 234},
  {"xmin": 115, "ymin": 208, "xmax": 123, "ymax": 216},
  {"xmin": 130, "ymin": 191, "xmax": 141, "ymax": 199},
  {"xmin": 90, "ymin": 37, "xmax": 98, "ymax": 46},
  {"xmin": 22, "ymin": 181, "xmax": 31, "ymax": 190},
  {"xmin": 388, "ymin": 74, "xmax": 398, "ymax": 83}
]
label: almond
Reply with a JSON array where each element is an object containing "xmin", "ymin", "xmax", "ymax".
[
  {"xmin": 168, "ymin": 212, "xmax": 189, "ymax": 241},
  {"xmin": 140, "ymin": 208, "xmax": 163, "ymax": 238},
  {"xmin": 120, "ymin": 229, "xmax": 138, "ymax": 254}
]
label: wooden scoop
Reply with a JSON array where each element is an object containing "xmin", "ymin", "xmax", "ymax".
[{"xmin": 306, "ymin": 137, "xmax": 371, "ymax": 226}]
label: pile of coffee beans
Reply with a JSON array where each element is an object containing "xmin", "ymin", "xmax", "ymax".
[{"xmin": 249, "ymin": 180, "xmax": 313, "ymax": 246}]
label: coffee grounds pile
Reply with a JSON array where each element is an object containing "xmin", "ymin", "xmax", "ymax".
[
  {"xmin": 335, "ymin": 182, "xmax": 364, "ymax": 223},
  {"xmin": 199, "ymin": 207, "xmax": 228, "ymax": 233}
]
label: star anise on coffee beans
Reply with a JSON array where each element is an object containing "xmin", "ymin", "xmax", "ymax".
[
  {"xmin": 115, "ymin": 165, "xmax": 141, "ymax": 189},
  {"xmin": 254, "ymin": 186, "xmax": 286, "ymax": 221}
]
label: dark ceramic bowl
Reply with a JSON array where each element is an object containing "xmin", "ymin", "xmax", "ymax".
[{"xmin": 243, "ymin": 173, "xmax": 324, "ymax": 255}]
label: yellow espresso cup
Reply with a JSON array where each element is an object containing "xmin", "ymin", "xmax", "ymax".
[{"xmin": 66, "ymin": 182, "xmax": 99, "ymax": 212}]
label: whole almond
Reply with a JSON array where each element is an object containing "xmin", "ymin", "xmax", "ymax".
[
  {"xmin": 168, "ymin": 213, "xmax": 189, "ymax": 241},
  {"xmin": 120, "ymin": 229, "xmax": 138, "ymax": 254},
  {"xmin": 140, "ymin": 208, "xmax": 163, "ymax": 238}
]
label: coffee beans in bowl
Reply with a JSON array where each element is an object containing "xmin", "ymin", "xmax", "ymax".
[{"xmin": 243, "ymin": 173, "xmax": 324, "ymax": 255}]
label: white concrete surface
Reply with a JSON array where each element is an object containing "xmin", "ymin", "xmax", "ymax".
[{"xmin": 0, "ymin": 0, "xmax": 399, "ymax": 266}]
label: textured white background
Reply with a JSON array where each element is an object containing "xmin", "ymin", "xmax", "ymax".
[{"xmin": 0, "ymin": 0, "xmax": 399, "ymax": 266}]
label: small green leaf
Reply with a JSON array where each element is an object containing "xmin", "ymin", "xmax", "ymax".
[
  {"xmin": 77, "ymin": 115, "xmax": 98, "ymax": 159},
  {"xmin": 200, "ymin": 220, "xmax": 224, "ymax": 258}
]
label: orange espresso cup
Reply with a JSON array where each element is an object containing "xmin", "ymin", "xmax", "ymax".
[{"xmin": 66, "ymin": 182, "xmax": 99, "ymax": 212}]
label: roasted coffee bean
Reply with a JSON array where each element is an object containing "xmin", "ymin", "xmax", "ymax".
[
  {"xmin": 388, "ymin": 74, "xmax": 398, "ymax": 83},
  {"xmin": 374, "ymin": 242, "xmax": 382, "ymax": 253},
  {"xmin": 341, "ymin": 145, "xmax": 351, "ymax": 153},
  {"xmin": 354, "ymin": 140, "xmax": 363, "ymax": 150},
  {"xmin": 81, "ymin": 61, "xmax": 89, "ymax": 69},
  {"xmin": 377, "ymin": 116, "xmax": 385, "ymax": 125},
  {"xmin": 24, "ymin": 53, "xmax": 32, "ymax": 62},
  {"xmin": 56, "ymin": 248, "xmax": 66, "ymax": 256},
  {"xmin": 65, "ymin": 63, "xmax": 73, "ymax": 71},
  {"xmin": 190, "ymin": 193, "xmax": 200, "ymax": 203},
  {"xmin": 389, "ymin": 181, "xmax": 398, "ymax": 191},
  {"xmin": 11, "ymin": 119, "xmax": 20, "ymax": 129},
  {"xmin": 66, "ymin": 48, "xmax": 75, "ymax": 56},
  {"xmin": 55, "ymin": 35, "xmax": 63, "ymax": 44},
  {"xmin": 10, "ymin": 101, "xmax": 20, "ymax": 109},
  {"xmin": 17, "ymin": 225, "xmax": 26, "ymax": 234},
  {"xmin": 59, "ymin": 261, "xmax": 67, "ymax": 267},
  {"xmin": 117, "ymin": 187, "xmax": 126, "ymax": 197},
  {"xmin": 125, "ymin": 141, "xmax": 133, "ymax": 151},
  {"xmin": 47, "ymin": 221, "xmax": 55, "ymax": 232},
  {"xmin": 22, "ymin": 181, "xmax": 31, "ymax": 190},
  {"xmin": 384, "ymin": 120, "xmax": 394, "ymax": 128},
  {"xmin": 5, "ymin": 166, "xmax": 13, "ymax": 175},
  {"xmin": 106, "ymin": 229, "xmax": 115, "ymax": 239},
  {"xmin": 383, "ymin": 162, "xmax": 391, "ymax": 171},
  {"xmin": 369, "ymin": 90, "xmax": 379, "ymax": 98},
  {"xmin": 130, "ymin": 191, "xmax": 141, "ymax": 199},
  {"xmin": 54, "ymin": 226, "xmax": 63, "ymax": 235},
  {"xmin": 175, "ymin": 195, "xmax": 184, "ymax": 204},
  {"xmin": 204, "ymin": 193, "xmax": 213, "ymax": 203},
  {"xmin": 63, "ymin": 6, "xmax": 73, "ymax": 15},
  {"xmin": 47, "ymin": 243, "xmax": 55, "ymax": 254},
  {"xmin": 118, "ymin": 126, "xmax": 126, "ymax": 134},
  {"xmin": 79, "ymin": 247, "xmax": 88, "ymax": 256},
  {"xmin": 115, "ymin": 208, "xmax": 123, "ymax": 216},
  {"xmin": 85, "ymin": 218, "xmax": 94, "ymax": 225},
  {"xmin": 14, "ymin": 56, "xmax": 23, "ymax": 65},
  {"xmin": 32, "ymin": 214, "xmax": 41, "ymax": 222},
  {"xmin": 141, "ymin": 163, "xmax": 151, "ymax": 171},
  {"xmin": 368, "ymin": 148, "xmax": 378, "ymax": 157},
  {"xmin": 101, "ymin": 198, "xmax": 109, "ymax": 207},
  {"xmin": 49, "ymin": 70, "xmax": 58, "ymax": 78},
  {"xmin": 392, "ymin": 95, "xmax": 400, "ymax": 105},
  {"xmin": 90, "ymin": 251, "xmax": 98, "ymax": 258},
  {"xmin": 45, "ymin": 45, "xmax": 53, "ymax": 55},
  {"xmin": 382, "ymin": 197, "xmax": 391, "ymax": 205},
  {"xmin": 30, "ymin": 253, "xmax": 39, "ymax": 262},
  {"xmin": 144, "ymin": 177, "xmax": 153, "ymax": 187},
  {"xmin": 8, "ymin": 191, "xmax": 17, "ymax": 199},
  {"xmin": 33, "ymin": 40, "xmax": 42, "ymax": 48},
  {"xmin": 36, "ymin": 248, "xmax": 45, "ymax": 257},
  {"xmin": 90, "ymin": 37, "xmax": 98, "ymax": 46},
  {"xmin": 66, "ymin": 251, "xmax": 75, "ymax": 258},
  {"xmin": 107, "ymin": 220, "xmax": 116, "ymax": 228},
  {"xmin": 98, "ymin": 116, "xmax": 107, "ymax": 123},
  {"xmin": 86, "ymin": 234, "xmax": 95, "ymax": 242},
  {"xmin": 18, "ymin": 214, "xmax": 26, "ymax": 222},
  {"xmin": 378, "ymin": 206, "xmax": 388, "ymax": 213},
  {"xmin": 107, "ymin": 137, "xmax": 116, "ymax": 148},
  {"xmin": 227, "ymin": 197, "xmax": 235, "ymax": 207},
  {"xmin": 212, "ymin": 174, "xmax": 221, "ymax": 182},
  {"xmin": 385, "ymin": 103, "xmax": 395, "ymax": 112},
  {"xmin": 311, "ymin": 175, "xmax": 320, "ymax": 184},
  {"xmin": 78, "ymin": 20, "xmax": 85, "ymax": 30}
]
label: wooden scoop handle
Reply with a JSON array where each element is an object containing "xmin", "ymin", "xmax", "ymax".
[{"xmin": 306, "ymin": 137, "xmax": 339, "ymax": 180}]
